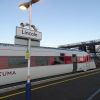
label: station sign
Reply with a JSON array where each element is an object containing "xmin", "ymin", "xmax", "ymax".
[{"xmin": 16, "ymin": 27, "xmax": 42, "ymax": 40}]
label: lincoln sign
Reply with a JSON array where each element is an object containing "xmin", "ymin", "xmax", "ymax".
[{"xmin": 16, "ymin": 27, "xmax": 42, "ymax": 40}]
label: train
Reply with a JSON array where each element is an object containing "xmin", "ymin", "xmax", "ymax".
[{"xmin": 0, "ymin": 43, "xmax": 96, "ymax": 86}]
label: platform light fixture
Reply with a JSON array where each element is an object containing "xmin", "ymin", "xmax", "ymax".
[{"xmin": 19, "ymin": 0, "xmax": 40, "ymax": 10}]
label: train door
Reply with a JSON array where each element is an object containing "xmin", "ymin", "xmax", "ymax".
[{"xmin": 72, "ymin": 54, "xmax": 77, "ymax": 72}]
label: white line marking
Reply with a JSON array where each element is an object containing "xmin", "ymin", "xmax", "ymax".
[{"xmin": 87, "ymin": 88, "xmax": 100, "ymax": 100}]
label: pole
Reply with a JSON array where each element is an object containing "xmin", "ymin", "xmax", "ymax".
[
  {"xmin": 28, "ymin": 1, "xmax": 32, "ymax": 83},
  {"xmin": 26, "ymin": 1, "xmax": 32, "ymax": 100}
]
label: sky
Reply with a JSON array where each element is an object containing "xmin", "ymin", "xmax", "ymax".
[{"xmin": 0, "ymin": 0, "xmax": 100, "ymax": 47}]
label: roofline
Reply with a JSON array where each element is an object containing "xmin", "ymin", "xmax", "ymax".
[{"xmin": 0, "ymin": 43, "xmax": 85, "ymax": 52}]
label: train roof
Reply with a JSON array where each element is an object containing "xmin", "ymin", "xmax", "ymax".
[{"xmin": 0, "ymin": 43, "xmax": 85, "ymax": 52}]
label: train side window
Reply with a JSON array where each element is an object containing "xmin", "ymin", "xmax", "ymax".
[
  {"xmin": 53, "ymin": 56, "xmax": 60, "ymax": 65},
  {"xmin": 8, "ymin": 56, "xmax": 27, "ymax": 68},
  {"xmin": 50, "ymin": 56, "xmax": 54, "ymax": 65},
  {"xmin": 86, "ymin": 56, "xmax": 88, "ymax": 62},
  {"xmin": 78, "ymin": 56, "xmax": 84, "ymax": 63},
  {"xmin": 31, "ymin": 56, "xmax": 36, "ymax": 67},
  {"xmin": 35, "ymin": 56, "xmax": 50, "ymax": 66},
  {"xmin": 59, "ymin": 53, "xmax": 65, "ymax": 64},
  {"xmin": 88, "ymin": 55, "xmax": 91, "ymax": 61}
]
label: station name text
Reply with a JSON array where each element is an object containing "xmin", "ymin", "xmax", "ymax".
[{"xmin": 22, "ymin": 29, "xmax": 37, "ymax": 37}]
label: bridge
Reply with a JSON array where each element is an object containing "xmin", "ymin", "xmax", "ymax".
[{"xmin": 59, "ymin": 39, "xmax": 100, "ymax": 67}]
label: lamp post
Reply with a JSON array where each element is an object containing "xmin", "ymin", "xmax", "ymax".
[{"xmin": 19, "ymin": 0, "xmax": 40, "ymax": 100}]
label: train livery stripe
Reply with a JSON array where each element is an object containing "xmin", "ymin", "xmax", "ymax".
[{"xmin": 0, "ymin": 57, "xmax": 8, "ymax": 69}]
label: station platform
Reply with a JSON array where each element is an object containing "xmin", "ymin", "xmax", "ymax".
[{"xmin": 0, "ymin": 68, "xmax": 100, "ymax": 100}]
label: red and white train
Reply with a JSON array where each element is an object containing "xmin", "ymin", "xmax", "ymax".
[{"xmin": 0, "ymin": 43, "xmax": 96, "ymax": 86}]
